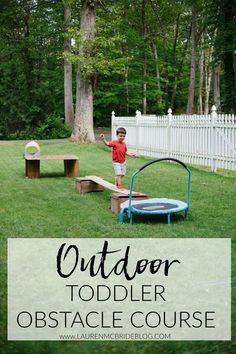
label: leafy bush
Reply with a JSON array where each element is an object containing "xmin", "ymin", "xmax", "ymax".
[
  {"xmin": 34, "ymin": 115, "xmax": 72, "ymax": 139},
  {"xmin": 0, "ymin": 115, "xmax": 72, "ymax": 140},
  {"xmin": 0, "ymin": 128, "xmax": 34, "ymax": 140}
]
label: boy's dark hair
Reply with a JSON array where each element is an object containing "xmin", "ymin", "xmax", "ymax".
[{"xmin": 116, "ymin": 127, "xmax": 126, "ymax": 135}]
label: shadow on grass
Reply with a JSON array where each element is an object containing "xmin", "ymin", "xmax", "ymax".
[
  {"xmin": 23, "ymin": 172, "xmax": 75, "ymax": 178},
  {"xmin": 121, "ymin": 212, "xmax": 191, "ymax": 225},
  {"xmin": 40, "ymin": 172, "xmax": 73, "ymax": 178}
]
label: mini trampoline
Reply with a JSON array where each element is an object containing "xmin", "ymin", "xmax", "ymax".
[{"xmin": 119, "ymin": 158, "xmax": 191, "ymax": 224}]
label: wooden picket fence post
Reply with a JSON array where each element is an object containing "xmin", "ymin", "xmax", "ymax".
[
  {"xmin": 211, "ymin": 105, "xmax": 217, "ymax": 172},
  {"xmin": 135, "ymin": 110, "xmax": 141, "ymax": 155},
  {"xmin": 111, "ymin": 111, "xmax": 115, "ymax": 140},
  {"xmin": 167, "ymin": 108, "xmax": 172, "ymax": 157}
]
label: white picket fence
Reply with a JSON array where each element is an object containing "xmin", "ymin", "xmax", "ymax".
[{"xmin": 111, "ymin": 106, "xmax": 236, "ymax": 171}]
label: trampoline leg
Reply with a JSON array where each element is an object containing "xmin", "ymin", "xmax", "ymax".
[
  {"xmin": 167, "ymin": 214, "xmax": 171, "ymax": 225},
  {"xmin": 119, "ymin": 210, "xmax": 124, "ymax": 224},
  {"xmin": 129, "ymin": 212, "xmax": 133, "ymax": 225},
  {"xmin": 184, "ymin": 210, "xmax": 188, "ymax": 218}
]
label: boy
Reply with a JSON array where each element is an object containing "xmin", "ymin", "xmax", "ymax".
[{"xmin": 100, "ymin": 127, "xmax": 137, "ymax": 190}]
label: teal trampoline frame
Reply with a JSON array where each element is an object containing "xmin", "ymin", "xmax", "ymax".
[{"xmin": 119, "ymin": 158, "xmax": 191, "ymax": 224}]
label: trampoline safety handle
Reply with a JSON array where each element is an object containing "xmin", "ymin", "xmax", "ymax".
[{"xmin": 138, "ymin": 157, "xmax": 189, "ymax": 172}]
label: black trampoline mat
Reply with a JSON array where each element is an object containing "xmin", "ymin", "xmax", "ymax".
[{"xmin": 132, "ymin": 202, "xmax": 179, "ymax": 211}]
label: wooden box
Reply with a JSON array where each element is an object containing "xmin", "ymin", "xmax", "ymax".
[
  {"xmin": 75, "ymin": 178, "xmax": 105, "ymax": 193},
  {"xmin": 110, "ymin": 192, "xmax": 148, "ymax": 214}
]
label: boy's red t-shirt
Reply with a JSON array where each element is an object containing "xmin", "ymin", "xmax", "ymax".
[{"xmin": 108, "ymin": 140, "xmax": 127, "ymax": 163}]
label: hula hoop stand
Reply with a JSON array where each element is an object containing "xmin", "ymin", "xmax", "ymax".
[{"xmin": 24, "ymin": 141, "xmax": 40, "ymax": 158}]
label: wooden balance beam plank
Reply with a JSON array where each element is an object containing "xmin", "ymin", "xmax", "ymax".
[
  {"xmin": 76, "ymin": 175, "xmax": 141, "ymax": 195},
  {"xmin": 86, "ymin": 176, "xmax": 132, "ymax": 194},
  {"xmin": 75, "ymin": 176, "xmax": 148, "ymax": 213}
]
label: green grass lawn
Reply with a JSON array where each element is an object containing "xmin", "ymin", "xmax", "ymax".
[{"xmin": 0, "ymin": 141, "xmax": 236, "ymax": 354}]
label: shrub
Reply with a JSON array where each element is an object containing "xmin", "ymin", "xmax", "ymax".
[{"xmin": 34, "ymin": 115, "xmax": 72, "ymax": 139}]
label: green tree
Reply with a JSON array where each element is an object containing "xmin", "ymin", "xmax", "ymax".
[
  {"xmin": 211, "ymin": 0, "xmax": 235, "ymax": 112},
  {"xmin": 0, "ymin": 0, "xmax": 64, "ymax": 138},
  {"xmin": 64, "ymin": 0, "xmax": 75, "ymax": 128},
  {"xmin": 67, "ymin": 0, "xmax": 127, "ymax": 142}
]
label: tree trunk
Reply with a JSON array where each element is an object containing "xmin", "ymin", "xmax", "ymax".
[
  {"xmin": 170, "ymin": 12, "xmax": 180, "ymax": 110},
  {"xmin": 73, "ymin": 71, "xmax": 94, "ymax": 142},
  {"xmin": 197, "ymin": 36, "xmax": 204, "ymax": 114},
  {"xmin": 22, "ymin": 3, "xmax": 33, "ymax": 98},
  {"xmin": 222, "ymin": 1, "xmax": 235, "ymax": 112},
  {"xmin": 171, "ymin": 22, "xmax": 191, "ymax": 109},
  {"xmin": 204, "ymin": 47, "xmax": 213, "ymax": 114},
  {"xmin": 64, "ymin": 4, "xmax": 74, "ymax": 128},
  {"xmin": 150, "ymin": 41, "xmax": 162, "ymax": 107},
  {"xmin": 143, "ymin": 54, "xmax": 147, "ymax": 114},
  {"xmin": 71, "ymin": 0, "xmax": 97, "ymax": 143},
  {"xmin": 186, "ymin": 10, "xmax": 197, "ymax": 114},
  {"xmin": 213, "ymin": 65, "xmax": 221, "ymax": 111},
  {"xmin": 124, "ymin": 64, "xmax": 129, "ymax": 114},
  {"xmin": 142, "ymin": 0, "xmax": 147, "ymax": 114}
]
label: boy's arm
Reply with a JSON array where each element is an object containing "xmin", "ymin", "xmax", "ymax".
[
  {"xmin": 100, "ymin": 133, "xmax": 110, "ymax": 146},
  {"xmin": 126, "ymin": 152, "xmax": 138, "ymax": 158},
  {"xmin": 125, "ymin": 143, "xmax": 137, "ymax": 157}
]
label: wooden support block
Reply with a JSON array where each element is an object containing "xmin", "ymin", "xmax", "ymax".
[
  {"xmin": 64, "ymin": 159, "xmax": 79, "ymax": 177},
  {"xmin": 75, "ymin": 178, "xmax": 105, "ymax": 193},
  {"xmin": 25, "ymin": 159, "xmax": 40, "ymax": 178},
  {"xmin": 110, "ymin": 192, "xmax": 148, "ymax": 214}
]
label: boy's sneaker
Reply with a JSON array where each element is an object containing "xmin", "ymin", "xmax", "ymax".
[{"xmin": 117, "ymin": 184, "xmax": 123, "ymax": 190}]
